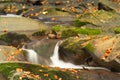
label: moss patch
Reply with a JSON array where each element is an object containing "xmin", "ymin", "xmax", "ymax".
[
  {"xmin": 85, "ymin": 43, "xmax": 94, "ymax": 53},
  {"xmin": 32, "ymin": 29, "xmax": 47, "ymax": 36},
  {"xmin": 0, "ymin": 32, "xmax": 30, "ymax": 47},
  {"xmin": 75, "ymin": 19, "xmax": 90, "ymax": 27},
  {"xmin": 0, "ymin": 62, "xmax": 81, "ymax": 80},
  {"xmin": 114, "ymin": 27, "xmax": 120, "ymax": 34},
  {"xmin": 52, "ymin": 25, "xmax": 66, "ymax": 32},
  {"xmin": 61, "ymin": 28, "xmax": 101, "ymax": 38},
  {"xmin": 52, "ymin": 25, "xmax": 101, "ymax": 38}
]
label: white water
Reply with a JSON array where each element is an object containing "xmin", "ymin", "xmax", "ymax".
[
  {"xmin": 22, "ymin": 48, "xmax": 38, "ymax": 64},
  {"xmin": 0, "ymin": 14, "xmax": 21, "ymax": 17},
  {"xmin": 50, "ymin": 41, "xmax": 110, "ymax": 71}
]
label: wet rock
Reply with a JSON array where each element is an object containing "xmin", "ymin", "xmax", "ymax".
[
  {"xmin": 59, "ymin": 37, "xmax": 91, "ymax": 65},
  {"xmin": 24, "ymin": 38, "xmax": 59, "ymax": 65}
]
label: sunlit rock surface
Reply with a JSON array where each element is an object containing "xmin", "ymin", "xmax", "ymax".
[
  {"xmin": 0, "ymin": 46, "xmax": 26, "ymax": 61},
  {"xmin": 79, "ymin": 10, "xmax": 120, "ymax": 28},
  {"xmin": 0, "ymin": 15, "xmax": 48, "ymax": 35},
  {"xmin": 85, "ymin": 35, "xmax": 120, "ymax": 72}
]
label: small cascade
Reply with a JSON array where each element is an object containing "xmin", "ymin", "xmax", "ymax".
[
  {"xmin": 50, "ymin": 41, "xmax": 110, "ymax": 71},
  {"xmin": 22, "ymin": 48, "xmax": 38, "ymax": 64},
  {"xmin": 50, "ymin": 41, "xmax": 84, "ymax": 68}
]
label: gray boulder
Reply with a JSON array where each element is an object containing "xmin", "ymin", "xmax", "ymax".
[{"xmin": 85, "ymin": 35, "xmax": 120, "ymax": 72}]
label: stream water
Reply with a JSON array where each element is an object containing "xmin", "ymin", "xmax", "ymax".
[
  {"xmin": 50, "ymin": 41, "xmax": 85, "ymax": 68},
  {"xmin": 23, "ymin": 41, "xmax": 110, "ymax": 71},
  {"xmin": 22, "ymin": 48, "xmax": 38, "ymax": 64}
]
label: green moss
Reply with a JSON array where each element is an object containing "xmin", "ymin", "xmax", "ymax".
[
  {"xmin": 61, "ymin": 28, "xmax": 101, "ymax": 38},
  {"xmin": 85, "ymin": 43, "xmax": 94, "ymax": 53},
  {"xmin": 75, "ymin": 28, "xmax": 101, "ymax": 35},
  {"xmin": 0, "ymin": 62, "xmax": 80, "ymax": 80},
  {"xmin": 75, "ymin": 19, "xmax": 89, "ymax": 27},
  {"xmin": 61, "ymin": 29, "xmax": 78, "ymax": 38},
  {"xmin": 0, "ymin": 63, "xmax": 21, "ymax": 77},
  {"xmin": 0, "ymin": 32, "xmax": 29, "ymax": 44},
  {"xmin": 32, "ymin": 29, "xmax": 47, "ymax": 36},
  {"xmin": 52, "ymin": 25, "xmax": 65, "ymax": 32},
  {"xmin": 0, "ymin": 62, "xmax": 87, "ymax": 80},
  {"xmin": 114, "ymin": 27, "xmax": 120, "ymax": 34},
  {"xmin": 52, "ymin": 25, "xmax": 101, "ymax": 38}
]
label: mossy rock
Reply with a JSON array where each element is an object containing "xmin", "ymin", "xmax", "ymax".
[
  {"xmin": 32, "ymin": 29, "xmax": 47, "ymax": 36},
  {"xmin": 59, "ymin": 37, "xmax": 91, "ymax": 65},
  {"xmin": 0, "ymin": 62, "xmax": 120, "ymax": 80},
  {"xmin": 0, "ymin": 62, "xmax": 77, "ymax": 80},
  {"xmin": 52, "ymin": 25, "xmax": 66, "ymax": 32},
  {"xmin": 61, "ymin": 28, "xmax": 101, "ymax": 38},
  {"xmin": 0, "ymin": 32, "xmax": 30, "ymax": 47},
  {"xmin": 52, "ymin": 25, "xmax": 101, "ymax": 38},
  {"xmin": 114, "ymin": 27, "xmax": 120, "ymax": 34},
  {"xmin": 85, "ymin": 43, "xmax": 95, "ymax": 54},
  {"xmin": 75, "ymin": 19, "xmax": 90, "ymax": 27}
]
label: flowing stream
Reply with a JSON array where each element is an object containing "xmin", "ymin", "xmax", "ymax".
[
  {"xmin": 50, "ymin": 41, "xmax": 85, "ymax": 68},
  {"xmin": 23, "ymin": 41, "xmax": 109, "ymax": 70},
  {"xmin": 22, "ymin": 48, "xmax": 38, "ymax": 64},
  {"xmin": 50, "ymin": 41, "xmax": 110, "ymax": 70}
]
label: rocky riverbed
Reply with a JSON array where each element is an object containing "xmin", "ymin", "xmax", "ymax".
[{"xmin": 0, "ymin": 0, "xmax": 120, "ymax": 80}]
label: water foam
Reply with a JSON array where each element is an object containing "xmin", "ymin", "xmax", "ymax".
[{"xmin": 22, "ymin": 48, "xmax": 38, "ymax": 64}]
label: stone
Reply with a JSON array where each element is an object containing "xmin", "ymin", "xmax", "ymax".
[{"xmin": 85, "ymin": 35, "xmax": 120, "ymax": 72}]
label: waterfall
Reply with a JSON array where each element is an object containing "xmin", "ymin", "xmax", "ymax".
[
  {"xmin": 50, "ymin": 41, "xmax": 110, "ymax": 71},
  {"xmin": 50, "ymin": 41, "xmax": 84, "ymax": 68},
  {"xmin": 22, "ymin": 48, "xmax": 38, "ymax": 64}
]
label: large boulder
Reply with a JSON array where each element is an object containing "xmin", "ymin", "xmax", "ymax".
[
  {"xmin": 0, "ymin": 32, "xmax": 30, "ymax": 47},
  {"xmin": 0, "ymin": 16, "xmax": 48, "ymax": 35},
  {"xmin": 85, "ymin": 35, "xmax": 120, "ymax": 72},
  {"xmin": 59, "ymin": 36, "xmax": 91, "ymax": 65}
]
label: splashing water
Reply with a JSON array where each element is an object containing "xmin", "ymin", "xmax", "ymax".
[
  {"xmin": 50, "ymin": 41, "xmax": 110, "ymax": 71},
  {"xmin": 50, "ymin": 41, "xmax": 84, "ymax": 68},
  {"xmin": 22, "ymin": 48, "xmax": 38, "ymax": 64}
]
